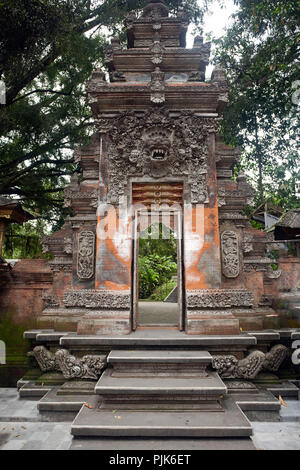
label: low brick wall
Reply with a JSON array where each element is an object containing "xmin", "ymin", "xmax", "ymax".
[{"xmin": 0, "ymin": 259, "xmax": 53, "ymax": 386}]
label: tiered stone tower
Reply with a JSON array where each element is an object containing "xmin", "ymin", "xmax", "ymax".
[{"xmin": 40, "ymin": 0, "xmax": 280, "ymax": 336}]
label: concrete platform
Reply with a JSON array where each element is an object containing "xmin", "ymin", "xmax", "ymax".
[
  {"xmin": 95, "ymin": 369, "xmax": 226, "ymax": 396},
  {"xmin": 138, "ymin": 301, "xmax": 179, "ymax": 325},
  {"xmin": 59, "ymin": 330, "xmax": 257, "ymax": 347},
  {"xmin": 70, "ymin": 436, "xmax": 256, "ymax": 450},
  {"xmin": 71, "ymin": 396, "xmax": 252, "ymax": 438}
]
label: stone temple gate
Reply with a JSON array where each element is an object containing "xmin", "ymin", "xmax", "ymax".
[
  {"xmin": 40, "ymin": 0, "xmax": 280, "ymax": 336},
  {"xmin": 19, "ymin": 1, "xmax": 300, "ymax": 448}
]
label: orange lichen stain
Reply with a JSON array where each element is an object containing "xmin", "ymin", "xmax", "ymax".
[
  {"xmin": 103, "ymin": 281, "xmax": 130, "ymax": 290},
  {"xmin": 185, "ymin": 205, "xmax": 220, "ymax": 290},
  {"xmin": 95, "ymin": 207, "xmax": 132, "ymax": 290}
]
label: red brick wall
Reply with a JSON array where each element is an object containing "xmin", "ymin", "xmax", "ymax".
[{"xmin": 0, "ymin": 259, "xmax": 53, "ymax": 324}]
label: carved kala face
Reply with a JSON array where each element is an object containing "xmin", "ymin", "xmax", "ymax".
[{"xmin": 143, "ymin": 126, "xmax": 172, "ymax": 162}]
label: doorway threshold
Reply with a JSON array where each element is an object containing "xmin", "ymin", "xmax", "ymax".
[{"xmin": 136, "ymin": 324, "xmax": 179, "ymax": 330}]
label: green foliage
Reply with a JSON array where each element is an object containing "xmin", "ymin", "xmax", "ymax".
[
  {"xmin": 0, "ymin": 0, "xmax": 209, "ymax": 225},
  {"xmin": 2, "ymin": 220, "xmax": 50, "ymax": 259},
  {"xmin": 214, "ymin": 0, "xmax": 300, "ymax": 210},
  {"xmin": 139, "ymin": 254, "xmax": 177, "ymax": 299},
  {"xmin": 148, "ymin": 280, "xmax": 177, "ymax": 301},
  {"xmin": 139, "ymin": 224, "xmax": 177, "ymax": 261}
]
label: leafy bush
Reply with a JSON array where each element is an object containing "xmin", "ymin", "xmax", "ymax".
[
  {"xmin": 138, "ymin": 254, "xmax": 177, "ymax": 300},
  {"xmin": 148, "ymin": 280, "xmax": 177, "ymax": 302}
]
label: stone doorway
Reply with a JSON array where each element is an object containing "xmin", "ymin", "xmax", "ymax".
[{"xmin": 132, "ymin": 208, "xmax": 184, "ymax": 331}]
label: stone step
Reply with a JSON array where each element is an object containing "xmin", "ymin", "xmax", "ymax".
[
  {"xmin": 38, "ymin": 388, "xmax": 98, "ymax": 413},
  {"xmin": 70, "ymin": 437, "xmax": 256, "ymax": 450},
  {"xmin": 95, "ymin": 369, "xmax": 226, "ymax": 397},
  {"xmin": 19, "ymin": 382, "xmax": 51, "ymax": 398},
  {"xmin": 71, "ymin": 396, "xmax": 252, "ymax": 438},
  {"xmin": 107, "ymin": 349, "xmax": 212, "ymax": 365},
  {"xmin": 266, "ymin": 382, "xmax": 299, "ymax": 399},
  {"xmin": 280, "ymin": 400, "xmax": 300, "ymax": 422},
  {"xmin": 106, "ymin": 349, "xmax": 212, "ymax": 376},
  {"xmin": 232, "ymin": 390, "xmax": 281, "ymax": 422},
  {"xmin": 60, "ymin": 331, "xmax": 257, "ymax": 348}
]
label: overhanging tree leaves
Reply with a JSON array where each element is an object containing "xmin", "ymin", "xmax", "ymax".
[
  {"xmin": 0, "ymin": 0, "xmax": 209, "ymax": 225},
  {"xmin": 214, "ymin": 0, "xmax": 300, "ymax": 209}
]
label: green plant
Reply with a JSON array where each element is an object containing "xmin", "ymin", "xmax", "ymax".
[
  {"xmin": 138, "ymin": 254, "xmax": 177, "ymax": 300},
  {"xmin": 148, "ymin": 280, "xmax": 177, "ymax": 302}
]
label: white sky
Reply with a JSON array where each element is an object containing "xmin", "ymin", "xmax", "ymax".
[{"xmin": 186, "ymin": 0, "xmax": 238, "ymax": 78}]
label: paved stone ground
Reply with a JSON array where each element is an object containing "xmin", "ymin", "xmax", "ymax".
[
  {"xmin": 138, "ymin": 302, "xmax": 178, "ymax": 324},
  {"xmin": 1, "ymin": 388, "xmax": 300, "ymax": 450}
]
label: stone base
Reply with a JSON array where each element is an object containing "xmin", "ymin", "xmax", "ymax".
[
  {"xmin": 70, "ymin": 437, "xmax": 256, "ymax": 451},
  {"xmin": 77, "ymin": 312, "xmax": 131, "ymax": 335},
  {"xmin": 232, "ymin": 308, "xmax": 280, "ymax": 332},
  {"xmin": 186, "ymin": 314, "xmax": 240, "ymax": 335},
  {"xmin": 71, "ymin": 396, "xmax": 252, "ymax": 438}
]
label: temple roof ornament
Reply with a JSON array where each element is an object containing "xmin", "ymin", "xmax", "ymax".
[{"xmin": 142, "ymin": 0, "xmax": 169, "ymax": 18}]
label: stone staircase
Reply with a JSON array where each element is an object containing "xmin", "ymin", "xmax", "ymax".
[{"xmin": 71, "ymin": 350, "xmax": 253, "ymax": 442}]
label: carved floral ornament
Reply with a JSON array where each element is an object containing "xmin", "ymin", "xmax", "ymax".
[
  {"xmin": 77, "ymin": 230, "xmax": 95, "ymax": 280},
  {"xmin": 221, "ymin": 231, "xmax": 240, "ymax": 278},
  {"xmin": 97, "ymin": 108, "xmax": 221, "ymax": 205},
  {"xmin": 31, "ymin": 346, "xmax": 107, "ymax": 380}
]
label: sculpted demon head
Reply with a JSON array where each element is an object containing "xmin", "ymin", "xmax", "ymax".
[{"xmin": 143, "ymin": 126, "xmax": 172, "ymax": 161}]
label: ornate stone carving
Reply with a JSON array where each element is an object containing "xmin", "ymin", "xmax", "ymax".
[
  {"xmin": 187, "ymin": 289, "xmax": 254, "ymax": 308},
  {"xmin": 258, "ymin": 294, "xmax": 274, "ymax": 307},
  {"xmin": 150, "ymin": 41, "xmax": 164, "ymax": 65},
  {"xmin": 77, "ymin": 230, "xmax": 95, "ymax": 280},
  {"xmin": 63, "ymin": 188, "xmax": 98, "ymax": 209},
  {"xmin": 31, "ymin": 346, "xmax": 59, "ymax": 372},
  {"xmin": 221, "ymin": 231, "xmax": 239, "ymax": 278},
  {"xmin": 225, "ymin": 381, "xmax": 258, "ymax": 391},
  {"xmin": 212, "ymin": 350, "xmax": 265, "ymax": 379},
  {"xmin": 149, "ymin": 67, "xmax": 165, "ymax": 104},
  {"xmin": 64, "ymin": 236, "xmax": 73, "ymax": 255},
  {"xmin": 142, "ymin": 1, "xmax": 169, "ymax": 18},
  {"xmin": 242, "ymin": 234, "xmax": 253, "ymax": 253},
  {"xmin": 55, "ymin": 349, "xmax": 107, "ymax": 380},
  {"xmin": 188, "ymin": 71, "xmax": 205, "ymax": 82},
  {"xmin": 98, "ymin": 109, "xmax": 221, "ymax": 204},
  {"xmin": 234, "ymin": 350, "xmax": 265, "ymax": 379},
  {"xmin": 263, "ymin": 344, "xmax": 288, "ymax": 372},
  {"xmin": 244, "ymin": 258, "xmax": 273, "ymax": 272},
  {"xmin": 266, "ymin": 265, "xmax": 282, "ymax": 279},
  {"xmin": 211, "ymin": 355, "xmax": 238, "ymax": 376},
  {"xmin": 48, "ymin": 258, "xmax": 73, "ymax": 273},
  {"xmin": 64, "ymin": 289, "xmax": 131, "ymax": 309},
  {"xmin": 30, "ymin": 346, "xmax": 107, "ymax": 379},
  {"xmin": 103, "ymin": 44, "xmax": 114, "ymax": 69},
  {"xmin": 211, "ymin": 65, "xmax": 228, "ymax": 88},
  {"xmin": 110, "ymin": 70, "xmax": 126, "ymax": 82},
  {"xmin": 42, "ymin": 292, "xmax": 60, "ymax": 309}
]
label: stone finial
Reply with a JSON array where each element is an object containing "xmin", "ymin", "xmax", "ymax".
[
  {"xmin": 111, "ymin": 36, "xmax": 121, "ymax": 51},
  {"xmin": 211, "ymin": 65, "xmax": 228, "ymax": 87},
  {"xmin": 193, "ymin": 36, "xmax": 204, "ymax": 47},
  {"xmin": 142, "ymin": 0, "xmax": 169, "ymax": 18}
]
